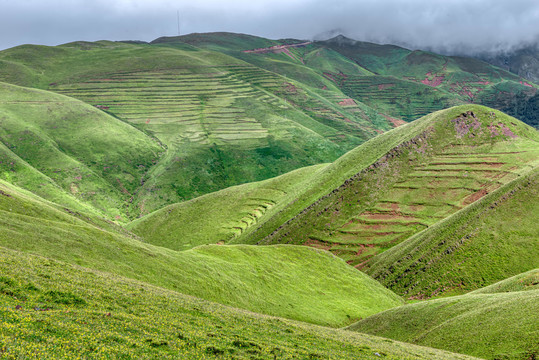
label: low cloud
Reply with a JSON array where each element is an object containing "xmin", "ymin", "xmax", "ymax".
[{"xmin": 0, "ymin": 0, "xmax": 538, "ymax": 54}]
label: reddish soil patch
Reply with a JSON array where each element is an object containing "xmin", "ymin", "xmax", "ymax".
[
  {"xmin": 145, "ymin": 119, "xmax": 151, "ymax": 124},
  {"xmin": 321, "ymin": 85, "xmax": 328, "ymax": 90},
  {"xmin": 361, "ymin": 211, "xmax": 417, "ymax": 221},
  {"xmin": 462, "ymin": 188, "xmax": 488, "ymax": 205},
  {"xmin": 338, "ymin": 98, "xmax": 357, "ymax": 106},
  {"xmin": 284, "ymin": 82, "xmax": 298, "ymax": 94},
  {"xmin": 304, "ymin": 239, "xmax": 332, "ymax": 251},
  {"xmin": 421, "ymin": 73, "xmax": 445, "ymax": 87},
  {"xmin": 323, "ymin": 72, "xmax": 337, "ymax": 83},
  {"xmin": 243, "ymin": 42, "xmax": 312, "ymax": 54},
  {"xmin": 390, "ymin": 203, "xmax": 400, "ymax": 211},
  {"xmin": 520, "ymin": 81, "xmax": 533, "ymax": 88},
  {"xmin": 477, "ymin": 80, "xmax": 491, "ymax": 85},
  {"xmin": 382, "ymin": 114, "xmax": 407, "ymax": 128}
]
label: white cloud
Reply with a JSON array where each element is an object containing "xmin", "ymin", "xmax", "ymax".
[{"xmin": 0, "ymin": 0, "xmax": 538, "ymax": 53}]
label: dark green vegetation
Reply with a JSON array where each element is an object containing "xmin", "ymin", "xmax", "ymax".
[
  {"xmin": 349, "ymin": 288, "xmax": 539, "ymax": 360},
  {"xmin": 1, "ymin": 32, "xmax": 538, "ymax": 359}
]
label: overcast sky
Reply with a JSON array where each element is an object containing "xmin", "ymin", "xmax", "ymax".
[{"xmin": 1, "ymin": 0, "xmax": 538, "ymax": 54}]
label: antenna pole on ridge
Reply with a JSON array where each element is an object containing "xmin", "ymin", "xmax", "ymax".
[{"xmin": 177, "ymin": 10, "xmax": 180, "ymax": 36}]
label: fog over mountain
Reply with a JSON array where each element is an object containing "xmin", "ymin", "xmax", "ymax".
[{"xmin": 1, "ymin": 0, "xmax": 538, "ymax": 53}]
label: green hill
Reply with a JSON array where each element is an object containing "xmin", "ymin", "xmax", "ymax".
[
  {"xmin": 0, "ymin": 81, "xmax": 162, "ymax": 219},
  {"xmin": 0, "ymin": 246, "xmax": 478, "ymax": 360},
  {"xmin": 365, "ymin": 167, "xmax": 539, "ymax": 298},
  {"xmin": 320, "ymin": 36, "xmax": 538, "ymax": 124},
  {"xmin": 128, "ymin": 164, "xmax": 328, "ymax": 250},
  {"xmin": 166, "ymin": 33, "xmax": 538, "ymax": 126},
  {"xmin": 0, "ymin": 180, "xmax": 404, "ymax": 327},
  {"xmin": 0, "ymin": 40, "xmax": 390, "ymax": 216},
  {"xmin": 254, "ymin": 105, "xmax": 539, "ymax": 270},
  {"xmin": 469, "ymin": 269, "xmax": 539, "ymax": 294},
  {"xmin": 348, "ymin": 289, "xmax": 539, "ymax": 360}
]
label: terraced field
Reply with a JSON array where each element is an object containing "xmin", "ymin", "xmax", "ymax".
[
  {"xmin": 326, "ymin": 141, "xmax": 535, "ymax": 267},
  {"xmin": 334, "ymin": 74, "xmax": 464, "ymax": 122},
  {"xmin": 53, "ymin": 68, "xmax": 272, "ymax": 147},
  {"xmin": 260, "ymin": 107, "xmax": 539, "ymax": 268},
  {"xmin": 0, "ymin": 40, "xmax": 394, "ymax": 215}
]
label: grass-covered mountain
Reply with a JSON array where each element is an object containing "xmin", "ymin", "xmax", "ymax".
[
  {"xmin": 348, "ymin": 279, "xmax": 539, "ymax": 360},
  {"xmin": 165, "ymin": 32, "xmax": 537, "ymax": 124},
  {"xmin": 0, "ymin": 178, "xmax": 404, "ymax": 328},
  {"xmin": 0, "ymin": 246, "xmax": 478, "ymax": 360},
  {"xmin": 248, "ymin": 105, "xmax": 538, "ymax": 269},
  {"xmin": 1, "ymin": 32, "xmax": 538, "ymax": 359},
  {"xmin": 1, "ymin": 32, "xmax": 537, "ymax": 219},
  {"xmin": 0, "ymin": 40, "xmax": 391, "ymax": 216}
]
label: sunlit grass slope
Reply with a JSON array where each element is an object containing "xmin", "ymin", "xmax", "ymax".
[
  {"xmin": 469, "ymin": 269, "xmax": 539, "ymax": 294},
  {"xmin": 0, "ymin": 40, "xmax": 390, "ymax": 214},
  {"xmin": 0, "ymin": 81, "xmax": 162, "ymax": 219},
  {"xmin": 0, "ymin": 247, "xmax": 478, "ymax": 360},
  {"xmin": 249, "ymin": 106, "xmax": 538, "ymax": 269},
  {"xmin": 348, "ymin": 289, "xmax": 539, "ymax": 360},
  {"xmin": 0, "ymin": 180, "xmax": 403, "ymax": 327},
  {"xmin": 128, "ymin": 164, "xmax": 328, "ymax": 250},
  {"xmin": 365, "ymin": 167, "xmax": 539, "ymax": 298}
]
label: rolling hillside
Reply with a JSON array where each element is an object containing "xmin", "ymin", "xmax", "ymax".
[
  {"xmin": 348, "ymin": 286, "xmax": 539, "ymax": 360},
  {"xmin": 469, "ymin": 268, "xmax": 539, "ymax": 294},
  {"xmin": 365, "ymin": 167, "xmax": 539, "ymax": 298},
  {"xmin": 0, "ymin": 246, "xmax": 478, "ymax": 360},
  {"xmin": 253, "ymin": 106, "xmax": 538, "ymax": 271},
  {"xmin": 0, "ymin": 81, "xmax": 162, "ymax": 219},
  {"xmin": 0, "ymin": 40, "xmax": 391, "ymax": 215},
  {"xmin": 161, "ymin": 33, "xmax": 538, "ymax": 126},
  {"xmin": 0, "ymin": 179, "xmax": 404, "ymax": 327},
  {"xmin": 1, "ymin": 32, "xmax": 537, "ymax": 359},
  {"xmin": 128, "ymin": 164, "xmax": 328, "ymax": 250}
]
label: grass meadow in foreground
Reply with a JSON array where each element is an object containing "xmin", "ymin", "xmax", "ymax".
[{"xmin": 0, "ymin": 246, "xmax": 479, "ymax": 360}]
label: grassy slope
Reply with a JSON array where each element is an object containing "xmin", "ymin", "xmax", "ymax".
[
  {"xmin": 0, "ymin": 40, "xmax": 389, "ymax": 216},
  {"xmin": 0, "ymin": 180, "xmax": 403, "ymax": 327},
  {"xmin": 251, "ymin": 106, "xmax": 538, "ymax": 269},
  {"xmin": 128, "ymin": 164, "xmax": 328, "ymax": 250},
  {"xmin": 170, "ymin": 33, "xmax": 398, "ymax": 130},
  {"xmin": 348, "ymin": 289, "xmax": 539, "ymax": 360},
  {"xmin": 321, "ymin": 36, "xmax": 538, "ymax": 124},
  {"xmin": 235, "ymin": 104, "xmax": 443, "ymax": 246},
  {"xmin": 469, "ymin": 269, "xmax": 539, "ymax": 294},
  {"xmin": 0, "ymin": 248, "xmax": 478, "ymax": 360},
  {"xmin": 0, "ymin": 81, "xmax": 162, "ymax": 219},
  {"xmin": 365, "ymin": 167, "xmax": 539, "ymax": 298}
]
